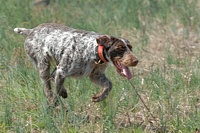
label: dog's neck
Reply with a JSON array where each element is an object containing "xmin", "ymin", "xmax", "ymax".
[{"xmin": 94, "ymin": 45, "xmax": 109, "ymax": 64}]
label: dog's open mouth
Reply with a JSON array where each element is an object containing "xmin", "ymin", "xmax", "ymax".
[{"xmin": 113, "ymin": 61, "xmax": 132, "ymax": 80}]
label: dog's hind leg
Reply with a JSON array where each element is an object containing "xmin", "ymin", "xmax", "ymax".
[
  {"xmin": 37, "ymin": 59, "xmax": 53, "ymax": 103},
  {"xmin": 24, "ymin": 41, "xmax": 53, "ymax": 103},
  {"xmin": 51, "ymin": 66, "xmax": 67, "ymax": 106},
  {"xmin": 51, "ymin": 67, "xmax": 67, "ymax": 99}
]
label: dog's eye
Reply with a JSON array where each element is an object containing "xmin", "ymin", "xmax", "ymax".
[
  {"xmin": 116, "ymin": 46, "xmax": 126, "ymax": 52},
  {"xmin": 115, "ymin": 47, "xmax": 127, "ymax": 57}
]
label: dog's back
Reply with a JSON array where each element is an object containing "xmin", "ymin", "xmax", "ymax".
[{"xmin": 15, "ymin": 23, "xmax": 103, "ymax": 77}]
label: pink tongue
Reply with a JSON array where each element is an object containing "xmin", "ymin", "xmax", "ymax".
[{"xmin": 121, "ymin": 65, "xmax": 132, "ymax": 80}]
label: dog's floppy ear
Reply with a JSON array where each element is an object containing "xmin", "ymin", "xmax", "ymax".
[
  {"xmin": 96, "ymin": 35, "xmax": 110, "ymax": 46},
  {"xmin": 96, "ymin": 35, "xmax": 119, "ymax": 49}
]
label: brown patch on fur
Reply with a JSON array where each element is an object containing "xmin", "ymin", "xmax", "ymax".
[{"xmin": 119, "ymin": 52, "xmax": 138, "ymax": 67}]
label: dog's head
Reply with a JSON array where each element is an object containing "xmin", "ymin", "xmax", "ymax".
[{"xmin": 96, "ymin": 35, "xmax": 138, "ymax": 80}]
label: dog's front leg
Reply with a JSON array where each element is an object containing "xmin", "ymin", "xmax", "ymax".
[{"xmin": 89, "ymin": 72, "xmax": 112, "ymax": 102}]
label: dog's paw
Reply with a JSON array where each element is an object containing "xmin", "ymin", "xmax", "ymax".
[
  {"xmin": 92, "ymin": 88, "xmax": 109, "ymax": 102},
  {"xmin": 59, "ymin": 87, "xmax": 68, "ymax": 98},
  {"xmin": 92, "ymin": 94, "xmax": 103, "ymax": 102}
]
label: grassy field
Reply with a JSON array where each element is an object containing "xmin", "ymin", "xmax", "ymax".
[{"xmin": 0, "ymin": 0, "xmax": 200, "ymax": 132}]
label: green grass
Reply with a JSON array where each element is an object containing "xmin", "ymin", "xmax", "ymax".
[{"xmin": 1, "ymin": 0, "xmax": 200, "ymax": 132}]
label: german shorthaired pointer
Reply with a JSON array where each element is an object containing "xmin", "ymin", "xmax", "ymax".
[{"xmin": 14, "ymin": 23, "xmax": 138, "ymax": 106}]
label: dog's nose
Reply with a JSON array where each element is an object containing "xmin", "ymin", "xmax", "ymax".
[{"xmin": 133, "ymin": 59, "xmax": 139, "ymax": 66}]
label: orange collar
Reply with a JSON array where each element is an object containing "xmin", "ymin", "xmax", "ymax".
[{"xmin": 95, "ymin": 45, "xmax": 108, "ymax": 64}]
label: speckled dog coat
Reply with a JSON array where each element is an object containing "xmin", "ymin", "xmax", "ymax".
[{"xmin": 14, "ymin": 23, "xmax": 138, "ymax": 105}]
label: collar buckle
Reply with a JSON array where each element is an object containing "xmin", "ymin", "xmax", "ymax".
[{"xmin": 95, "ymin": 60, "xmax": 101, "ymax": 64}]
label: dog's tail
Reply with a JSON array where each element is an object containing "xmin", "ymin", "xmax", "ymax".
[{"xmin": 14, "ymin": 28, "xmax": 32, "ymax": 36}]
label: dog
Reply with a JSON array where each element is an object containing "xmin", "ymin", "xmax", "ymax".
[{"xmin": 14, "ymin": 23, "xmax": 138, "ymax": 106}]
